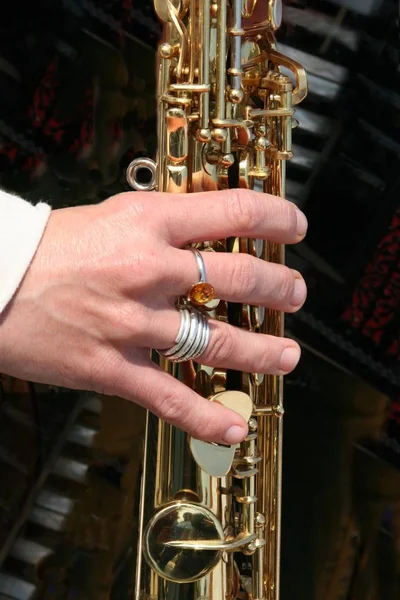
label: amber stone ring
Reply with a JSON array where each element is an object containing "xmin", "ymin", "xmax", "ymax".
[{"xmin": 187, "ymin": 248, "xmax": 216, "ymax": 306}]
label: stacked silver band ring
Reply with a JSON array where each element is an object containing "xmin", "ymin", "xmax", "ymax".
[{"xmin": 159, "ymin": 306, "xmax": 210, "ymax": 363}]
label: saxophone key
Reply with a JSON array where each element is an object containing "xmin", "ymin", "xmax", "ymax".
[
  {"xmin": 166, "ymin": 107, "xmax": 188, "ymax": 163},
  {"xmin": 190, "ymin": 391, "xmax": 253, "ymax": 477}
]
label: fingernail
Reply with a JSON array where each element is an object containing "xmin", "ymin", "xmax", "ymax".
[
  {"xmin": 280, "ymin": 346, "xmax": 300, "ymax": 372},
  {"xmin": 295, "ymin": 207, "xmax": 308, "ymax": 237},
  {"xmin": 223, "ymin": 425, "xmax": 248, "ymax": 445},
  {"xmin": 291, "ymin": 274, "xmax": 307, "ymax": 307}
]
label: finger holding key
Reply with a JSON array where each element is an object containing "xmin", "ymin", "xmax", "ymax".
[{"xmin": 102, "ymin": 350, "xmax": 250, "ymax": 446}]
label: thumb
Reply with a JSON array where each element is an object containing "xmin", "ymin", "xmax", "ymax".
[{"xmin": 119, "ymin": 360, "xmax": 249, "ymax": 444}]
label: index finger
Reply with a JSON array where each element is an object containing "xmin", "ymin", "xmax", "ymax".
[{"xmin": 159, "ymin": 188, "xmax": 308, "ymax": 246}]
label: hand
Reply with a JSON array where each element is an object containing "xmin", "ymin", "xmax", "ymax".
[{"xmin": 0, "ymin": 188, "xmax": 307, "ymax": 444}]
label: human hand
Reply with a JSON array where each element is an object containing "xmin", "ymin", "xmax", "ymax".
[{"xmin": 0, "ymin": 188, "xmax": 307, "ymax": 444}]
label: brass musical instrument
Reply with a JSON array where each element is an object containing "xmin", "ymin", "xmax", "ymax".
[{"xmin": 126, "ymin": 1, "xmax": 307, "ymax": 599}]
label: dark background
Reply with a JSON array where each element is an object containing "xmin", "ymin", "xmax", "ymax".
[{"xmin": 0, "ymin": 1, "xmax": 398, "ymax": 598}]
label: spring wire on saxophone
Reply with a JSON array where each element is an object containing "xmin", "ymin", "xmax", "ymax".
[{"xmin": 126, "ymin": 1, "xmax": 307, "ymax": 599}]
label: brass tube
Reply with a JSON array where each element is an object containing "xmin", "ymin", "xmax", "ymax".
[
  {"xmin": 215, "ymin": 0, "xmax": 227, "ymax": 121},
  {"xmin": 199, "ymin": 0, "xmax": 211, "ymax": 134},
  {"xmin": 127, "ymin": 3, "xmax": 307, "ymax": 599}
]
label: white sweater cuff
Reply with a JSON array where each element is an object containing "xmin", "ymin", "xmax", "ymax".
[{"xmin": 0, "ymin": 190, "xmax": 51, "ymax": 313}]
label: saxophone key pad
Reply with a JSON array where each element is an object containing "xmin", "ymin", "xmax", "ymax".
[{"xmin": 190, "ymin": 391, "xmax": 253, "ymax": 477}]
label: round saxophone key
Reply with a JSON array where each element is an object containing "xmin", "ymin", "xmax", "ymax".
[
  {"xmin": 190, "ymin": 391, "xmax": 253, "ymax": 477},
  {"xmin": 144, "ymin": 501, "xmax": 224, "ymax": 583},
  {"xmin": 212, "ymin": 390, "xmax": 254, "ymax": 423}
]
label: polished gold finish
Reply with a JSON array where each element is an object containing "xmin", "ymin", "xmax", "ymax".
[
  {"xmin": 127, "ymin": 1, "xmax": 307, "ymax": 598},
  {"xmin": 144, "ymin": 501, "xmax": 224, "ymax": 583}
]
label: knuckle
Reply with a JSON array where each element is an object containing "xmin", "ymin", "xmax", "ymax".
[
  {"xmin": 231, "ymin": 255, "xmax": 258, "ymax": 298},
  {"xmin": 108, "ymin": 191, "xmax": 147, "ymax": 219},
  {"xmin": 257, "ymin": 339, "xmax": 276, "ymax": 372},
  {"xmin": 84, "ymin": 347, "xmax": 117, "ymax": 395},
  {"xmin": 130, "ymin": 250, "xmax": 165, "ymax": 291},
  {"xmin": 260, "ymin": 348, "xmax": 275, "ymax": 372},
  {"xmin": 281, "ymin": 201, "xmax": 298, "ymax": 235},
  {"xmin": 116, "ymin": 304, "xmax": 148, "ymax": 340},
  {"xmin": 227, "ymin": 190, "xmax": 263, "ymax": 232},
  {"xmin": 277, "ymin": 266, "xmax": 295, "ymax": 301},
  {"xmin": 189, "ymin": 417, "xmax": 210, "ymax": 440},
  {"xmin": 207, "ymin": 326, "xmax": 236, "ymax": 364},
  {"xmin": 159, "ymin": 389, "xmax": 186, "ymax": 423},
  {"xmin": 111, "ymin": 191, "xmax": 167, "ymax": 242}
]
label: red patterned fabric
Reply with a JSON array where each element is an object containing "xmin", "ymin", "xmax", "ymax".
[
  {"xmin": 389, "ymin": 396, "xmax": 400, "ymax": 425},
  {"xmin": 0, "ymin": 0, "xmax": 158, "ymax": 184},
  {"xmin": 342, "ymin": 207, "xmax": 400, "ymax": 360},
  {"xmin": 342, "ymin": 207, "xmax": 400, "ymax": 458},
  {"xmin": 28, "ymin": 57, "xmax": 95, "ymax": 157}
]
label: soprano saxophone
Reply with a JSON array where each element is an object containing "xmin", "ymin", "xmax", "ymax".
[{"xmin": 127, "ymin": 1, "xmax": 307, "ymax": 599}]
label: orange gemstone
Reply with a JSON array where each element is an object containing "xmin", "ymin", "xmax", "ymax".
[{"xmin": 189, "ymin": 282, "xmax": 215, "ymax": 305}]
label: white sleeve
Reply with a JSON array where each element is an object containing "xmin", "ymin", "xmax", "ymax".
[{"xmin": 0, "ymin": 189, "xmax": 51, "ymax": 313}]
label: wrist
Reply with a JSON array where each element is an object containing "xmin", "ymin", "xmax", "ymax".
[{"xmin": 0, "ymin": 204, "xmax": 92, "ymax": 378}]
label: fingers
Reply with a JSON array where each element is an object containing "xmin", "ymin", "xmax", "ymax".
[
  {"xmin": 142, "ymin": 310, "xmax": 301, "ymax": 376},
  {"xmin": 199, "ymin": 321, "xmax": 301, "ymax": 375},
  {"xmin": 115, "ymin": 356, "xmax": 249, "ymax": 444},
  {"xmin": 159, "ymin": 188, "xmax": 307, "ymax": 246},
  {"xmin": 171, "ymin": 248, "xmax": 307, "ymax": 312}
]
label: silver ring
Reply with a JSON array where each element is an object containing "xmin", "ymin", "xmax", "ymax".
[
  {"xmin": 158, "ymin": 306, "xmax": 210, "ymax": 363},
  {"xmin": 161, "ymin": 308, "xmax": 191, "ymax": 358},
  {"xmin": 187, "ymin": 248, "xmax": 216, "ymax": 307},
  {"xmin": 190, "ymin": 248, "xmax": 207, "ymax": 283}
]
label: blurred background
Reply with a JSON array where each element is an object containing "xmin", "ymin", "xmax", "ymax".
[{"xmin": 0, "ymin": 1, "xmax": 398, "ymax": 598}]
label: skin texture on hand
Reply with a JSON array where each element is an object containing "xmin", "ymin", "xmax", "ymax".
[{"xmin": 0, "ymin": 188, "xmax": 307, "ymax": 444}]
